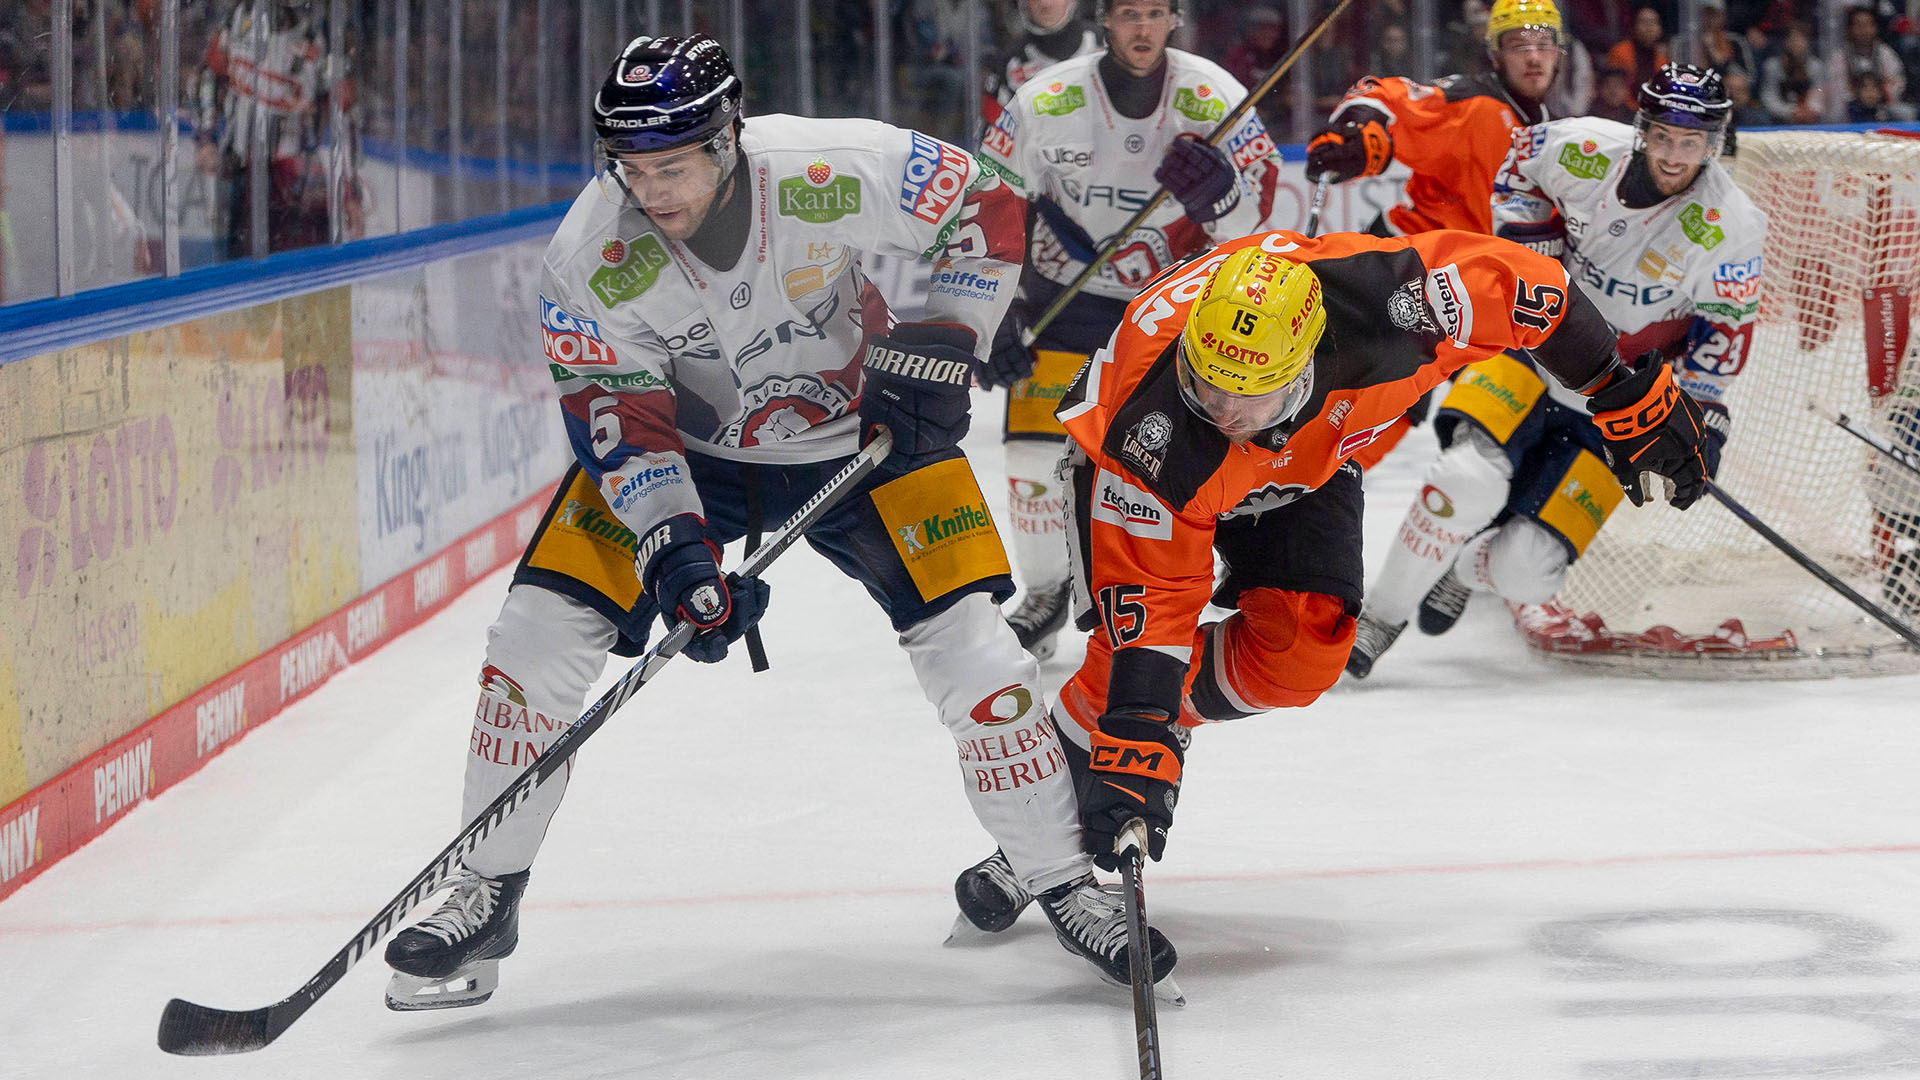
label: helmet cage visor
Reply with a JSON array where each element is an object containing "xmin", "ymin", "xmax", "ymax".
[
  {"xmin": 595, "ymin": 127, "xmax": 737, "ymax": 214},
  {"xmin": 1175, "ymin": 337, "xmax": 1315, "ymax": 437},
  {"xmin": 1632, "ymin": 113, "xmax": 1722, "ymax": 165}
]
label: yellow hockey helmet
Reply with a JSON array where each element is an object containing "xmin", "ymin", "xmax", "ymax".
[
  {"xmin": 1486, "ymin": 0, "xmax": 1565, "ymax": 51},
  {"xmin": 1176, "ymin": 247, "xmax": 1325, "ymax": 437}
]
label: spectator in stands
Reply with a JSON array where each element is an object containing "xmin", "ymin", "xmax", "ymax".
[
  {"xmin": 1369, "ymin": 21, "xmax": 1417, "ymax": 78},
  {"xmin": 1605, "ymin": 6, "xmax": 1669, "ymax": 89},
  {"xmin": 1310, "ymin": 6, "xmax": 1356, "ymax": 115},
  {"xmin": 1547, "ymin": 31, "xmax": 1595, "ymax": 114},
  {"xmin": 1726, "ymin": 67, "xmax": 1772, "ymax": 128},
  {"xmin": 1591, "ymin": 63, "xmax": 1637, "ymax": 120},
  {"xmin": 1842, "ymin": 6, "xmax": 1911, "ymax": 119},
  {"xmin": 1849, "ymin": 69, "xmax": 1897, "ymax": 121},
  {"xmin": 0, "ymin": 0, "xmax": 55, "ymax": 112},
  {"xmin": 1223, "ymin": 7, "xmax": 1287, "ymax": 93},
  {"xmin": 1685, "ymin": 0, "xmax": 1756, "ymax": 82},
  {"xmin": 898, "ymin": 0, "xmax": 973, "ymax": 142},
  {"xmin": 1759, "ymin": 19, "xmax": 1825, "ymax": 124},
  {"xmin": 1446, "ymin": 0, "xmax": 1495, "ymax": 76}
]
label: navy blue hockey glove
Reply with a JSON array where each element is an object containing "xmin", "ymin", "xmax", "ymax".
[
  {"xmin": 1700, "ymin": 401, "xmax": 1730, "ymax": 478},
  {"xmin": 1589, "ymin": 351, "xmax": 1711, "ymax": 510},
  {"xmin": 859, "ymin": 321, "xmax": 976, "ymax": 472},
  {"xmin": 1495, "ymin": 215, "xmax": 1568, "ymax": 259},
  {"xmin": 1304, "ymin": 113, "xmax": 1392, "ymax": 183},
  {"xmin": 980, "ymin": 304, "xmax": 1038, "ymax": 391},
  {"xmin": 1083, "ymin": 708, "xmax": 1184, "ymax": 870},
  {"xmin": 640, "ymin": 524, "xmax": 771, "ymax": 664},
  {"xmin": 1154, "ymin": 134, "xmax": 1240, "ymax": 226}
]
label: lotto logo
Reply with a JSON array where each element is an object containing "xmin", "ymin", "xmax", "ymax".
[
  {"xmin": 540, "ymin": 297, "xmax": 615, "ymax": 367},
  {"xmin": 899, "ymin": 131, "xmax": 971, "ymax": 224}
]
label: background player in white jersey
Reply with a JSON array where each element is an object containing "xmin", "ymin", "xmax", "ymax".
[
  {"xmin": 972, "ymin": 0, "xmax": 1281, "ymax": 666},
  {"xmin": 983, "ymin": 0, "xmax": 1103, "ymax": 126},
  {"xmin": 1347, "ymin": 63, "xmax": 1766, "ymax": 677},
  {"xmin": 381, "ymin": 35, "xmax": 1175, "ymax": 1010}
]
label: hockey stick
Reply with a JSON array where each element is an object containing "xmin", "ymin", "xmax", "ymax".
[
  {"xmin": 1705, "ymin": 479, "xmax": 1920, "ymax": 649},
  {"xmin": 1810, "ymin": 400, "xmax": 1920, "ymax": 479},
  {"xmin": 1303, "ymin": 175, "xmax": 1332, "ymax": 239},
  {"xmin": 1118, "ymin": 819, "xmax": 1165, "ymax": 1080},
  {"xmin": 1021, "ymin": 0, "xmax": 1358, "ymax": 345},
  {"xmin": 157, "ymin": 430, "xmax": 895, "ymax": 1056}
]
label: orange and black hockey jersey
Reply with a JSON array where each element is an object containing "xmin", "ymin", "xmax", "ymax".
[
  {"xmin": 1334, "ymin": 73, "xmax": 1546, "ymax": 235},
  {"xmin": 1052, "ymin": 228, "xmax": 1618, "ymax": 731}
]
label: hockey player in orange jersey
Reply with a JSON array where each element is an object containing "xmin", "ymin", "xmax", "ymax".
[
  {"xmin": 949, "ymin": 231, "xmax": 1712, "ymax": 929},
  {"xmin": 1301, "ymin": 0, "xmax": 1568, "ymax": 468}
]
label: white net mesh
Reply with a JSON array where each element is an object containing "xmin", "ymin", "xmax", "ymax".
[{"xmin": 1525, "ymin": 130, "xmax": 1920, "ymax": 678}]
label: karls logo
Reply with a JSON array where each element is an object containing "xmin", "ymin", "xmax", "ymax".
[
  {"xmin": 1172, "ymin": 85, "xmax": 1225, "ymax": 123},
  {"xmin": 195, "ymin": 682, "xmax": 248, "ymax": 757},
  {"xmin": 0, "ymin": 807, "xmax": 41, "ymax": 884},
  {"xmin": 779, "ymin": 163, "xmax": 862, "ymax": 223},
  {"xmin": 969, "ymin": 683, "xmax": 1035, "ymax": 726},
  {"xmin": 1092, "ymin": 469, "xmax": 1172, "ymax": 540},
  {"xmin": 346, "ymin": 594, "xmax": 387, "ymax": 653},
  {"xmin": 900, "ymin": 131, "xmax": 971, "ymax": 223},
  {"xmin": 94, "ymin": 738, "xmax": 153, "ymax": 823},
  {"xmin": 540, "ymin": 297, "xmax": 615, "ymax": 367},
  {"xmin": 1424, "ymin": 264, "xmax": 1474, "ymax": 349},
  {"xmin": 587, "ymin": 234, "xmax": 672, "ymax": 306},
  {"xmin": 1032, "ymin": 81, "xmax": 1086, "ymax": 116},
  {"xmin": 1556, "ymin": 141, "xmax": 1610, "ymax": 180}
]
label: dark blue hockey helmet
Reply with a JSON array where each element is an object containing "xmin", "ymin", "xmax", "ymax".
[
  {"xmin": 1636, "ymin": 62, "xmax": 1730, "ymax": 134},
  {"xmin": 592, "ymin": 35, "xmax": 743, "ymax": 156}
]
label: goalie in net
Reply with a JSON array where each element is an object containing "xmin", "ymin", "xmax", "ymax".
[{"xmin": 1347, "ymin": 63, "xmax": 1770, "ymax": 678}]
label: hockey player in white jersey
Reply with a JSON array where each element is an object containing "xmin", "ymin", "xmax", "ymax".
[
  {"xmin": 381, "ymin": 35, "xmax": 1176, "ymax": 1010},
  {"xmin": 1347, "ymin": 63, "xmax": 1766, "ymax": 677},
  {"xmin": 955, "ymin": 0, "xmax": 1281, "ymax": 939},
  {"xmin": 983, "ymin": 0, "xmax": 1103, "ymax": 125},
  {"xmin": 973, "ymin": 0, "xmax": 1282, "ymax": 668}
]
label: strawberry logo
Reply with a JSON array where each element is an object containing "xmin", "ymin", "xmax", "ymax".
[
  {"xmin": 1196, "ymin": 84, "xmax": 1212, "ymax": 98},
  {"xmin": 1047, "ymin": 81, "xmax": 1064, "ymax": 93},
  {"xmin": 1706, "ymin": 207, "xmax": 1721, "ymax": 222},
  {"xmin": 600, "ymin": 238, "xmax": 626, "ymax": 264},
  {"xmin": 805, "ymin": 158, "xmax": 832, "ymax": 186},
  {"xmin": 1581, "ymin": 140, "xmax": 1597, "ymax": 154}
]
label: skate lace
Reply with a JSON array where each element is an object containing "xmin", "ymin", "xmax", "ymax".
[
  {"xmin": 414, "ymin": 871, "xmax": 501, "ymax": 946},
  {"xmin": 1353, "ymin": 616, "xmax": 1402, "ymax": 655},
  {"xmin": 1425, "ymin": 568, "xmax": 1472, "ymax": 619},
  {"xmin": 1047, "ymin": 881, "xmax": 1129, "ymax": 960},
  {"xmin": 976, "ymin": 850, "xmax": 1033, "ymax": 904},
  {"xmin": 1008, "ymin": 582, "xmax": 1071, "ymax": 629}
]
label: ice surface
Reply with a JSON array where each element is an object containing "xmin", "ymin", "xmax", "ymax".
[{"xmin": 6, "ymin": 422, "xmax": 1920, "ymax": 1079}]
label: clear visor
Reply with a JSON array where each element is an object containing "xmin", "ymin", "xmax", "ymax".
[
  {"xmin": 595, "ymin": 132, "xmax": 732, "ymax": 213},
  {"xmin": 1175, "ymin": 339, "xmax": 1315, "ymax": 438},
  {"xmin": 1635, "ymin": 116, "xmax": 1721, "ymax": 166}
]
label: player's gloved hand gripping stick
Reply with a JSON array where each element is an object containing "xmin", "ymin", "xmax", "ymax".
[{"xmin": 156, "ymin": 431, "xmax": 894, "ymax": 1056}]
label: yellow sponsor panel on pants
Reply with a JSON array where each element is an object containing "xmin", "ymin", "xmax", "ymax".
[
  {"xmin": 1007, "ymin": 349, "xmax": 1087, "ymax": 437},
  {"xmin": 524, "ymin": 469, "xmax": 645, "ymax": 610},
  {"xmin": 872, "ymin": 458, "xmax": 1013, "ymax": 601},
  {"xmin": 1536, "ymin": 449, "xmax": 1625, "ymax": 556},
  {"xmin": 1440, "ymin": 352, "xmax": 1548, "ymax": 444}
]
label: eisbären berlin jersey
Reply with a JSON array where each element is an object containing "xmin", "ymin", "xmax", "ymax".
[
  {"xmin": 537, "ymin": 114, "xmax": 1024, "ymax": 546},
  {"xmin": 1492, "ymin": 115, "xmax": 1767, "ymax": 407},
  {"xmin": 979, "ymin": 49, "xmax": 1281, "ymax": 300}
]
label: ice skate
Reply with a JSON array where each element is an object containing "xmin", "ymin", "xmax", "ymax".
[
  {"xmin": 1006, "ymin": 580, "xmax": 1073, "ymax": 662},
  {"xmin": 384, "ymin": 868, "xmax": 529, "ymax": 1011},
  {"xmin": 1344, "ymin": 613, "xmax": 1406, "ymax": 679},
  {"xmin": 1417, "ymin": 564, "xmax": 1473, "ymax": 636},
  {"xmin": 945, "ymin": 848, "xmax": 1034, "ymax": 944},
  {"xmin": 1039, "ymin": 875, "xmax": 1185, "ymax": 1006}
]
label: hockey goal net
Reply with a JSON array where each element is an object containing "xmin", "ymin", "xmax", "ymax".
[{"xmin": 1518, "ymin": 129, "xmax": 1920, "ymax": 678}]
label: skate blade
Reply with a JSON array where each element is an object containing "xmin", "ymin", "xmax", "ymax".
[
  {"xmin": 384, "ymin": 961, "xmax": 500, "ymax": 1012},
  {"xmin": 944, "ymin": 911, "xmax": 1020, "ymax": 947},
  {"xmin": 1097, "ymin": 968, "xmax": 1188, "ymax": 1008}
]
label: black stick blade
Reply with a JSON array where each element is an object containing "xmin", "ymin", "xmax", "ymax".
[{"xmin": 157, "ymin": 998, "xmax": 278, "ymax": 1055}]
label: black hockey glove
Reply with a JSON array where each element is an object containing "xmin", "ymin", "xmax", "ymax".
[
  {"xmin": 979, "ymin": 303, "xmax": 1037, "ymax": 391},
  {"xmin": 1154, "ymin": 134, "xmax": 1240, "ymax": 226},
  {"xmin": 859, "ymin": 321, "xmax": 976, "ymax": 473},
  {"xmin": 1304, "ymin": 114, "xmax": 1392, "ymax": 184},
  {"xmin": 1083, "ymin": 708, "xmax": 1184, "ymax": 870},
  {"xmin": 1495, "ymin": 215, "xmax": 1568, "ymax": 259},
  {"xmin": 1700, "ymin": 401, "xmax": 1731, "ymax": 478},
  {"xmin": 1589, "ymin": 352, "xmax": 1711, "ymax": 510},
  {"xmin": 640, "ymin": 524, "xmax": 772, "ymax": 664}
]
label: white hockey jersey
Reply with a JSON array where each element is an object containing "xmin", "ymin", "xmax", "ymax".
[
  {"xmin": 1492, "ymin": 116, "xmax": 1767, "ymax": 408},
  {"xmin": 979, "ymin": 49, "xmax": 1281, "ymax": 300},
  {"xmin": 536, "ymin": 114, "xmax": 1024, "ymax": 541}
]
